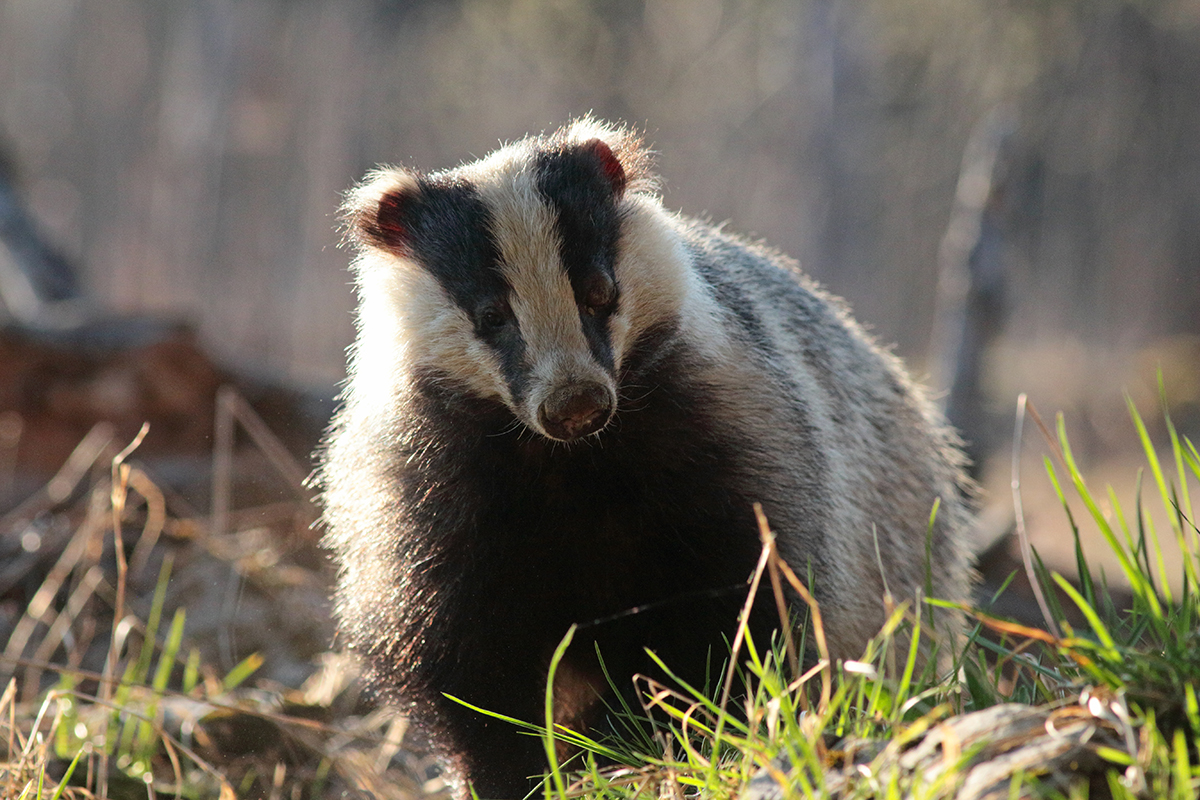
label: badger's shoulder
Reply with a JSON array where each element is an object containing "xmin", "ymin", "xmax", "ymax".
[{"xmin": 657, "ymin": 216, "xmax": 885, "ymax": 385}]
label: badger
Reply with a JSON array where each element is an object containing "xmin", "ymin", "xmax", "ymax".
[{"xmin": 320, "ymin": 119, "xmax": 973, "ymax": 799}]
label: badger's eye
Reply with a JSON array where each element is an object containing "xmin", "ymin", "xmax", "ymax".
[
  {"xmin": 476, "ymin": 301, "xmax": 512, "ymax": 333},
  {"xmin": 581, "ymin": 273, "xmax": 617, "ymax": 317}
]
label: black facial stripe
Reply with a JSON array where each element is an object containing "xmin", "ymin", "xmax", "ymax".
[
  {"xmin": 405, "ymin": 179, "xmax": 504, "ymax": 312},
  {"xmin": 493, "ymin": 329, "xmax": 530, "ymax": 404},
  {"xmin": 534, "ymin": 146, "xmax": 621, "ymax": 371},
  {"xmin": 405, "ymin": 177, "xmax": 528, "ymax": 397},
  {"xmin": 577, "ymin": 315, "xmax": 614, "ymax": 371}
]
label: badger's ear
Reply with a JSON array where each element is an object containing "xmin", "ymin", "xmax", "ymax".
[
  {"xmin": 554, "ymin": 119, "xmax": 658, "ymax": 198},
  {"xmin": 342, "ymin": 169, "xmax": 421, "ymax": 256},
  {"xmin": 580, "ymin": 138, "xmax": 627, "ymax": 199}
]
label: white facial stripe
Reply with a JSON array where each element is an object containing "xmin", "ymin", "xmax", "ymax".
[
  {"xmin": 351, "ymin": 250, "xmax": 512, "ymax": 406},
  {"xmin": 610, "ymin": 199, "xmax": 731, "ymax": 367},
  {"xmin": 473, "ymin": 160, "xmax": 600, "ymax": 385},
  {"xmin": 350, "ymin": 158, "xmax": 713, "ymax": 426}
]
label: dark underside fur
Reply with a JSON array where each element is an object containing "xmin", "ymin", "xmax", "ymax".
[{"xmin": 341, "ymin": 324, "xmax": 798, "ymax": 799}]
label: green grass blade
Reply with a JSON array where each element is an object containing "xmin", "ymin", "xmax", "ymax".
[
  {"xmin": 1043, "ymin": 455, "xmax": 1096, "ymax": 608},
  {"xmin": 1050, "ymin": 573, "xmax": 1119, "ymax": 663},
  {"xmin": 1129, "ymin": 395, "xmax": 1179, "ymax": 540},
  {"xmin": 1158, "ymin": 372, "xmax": 1194, "ymax": 526},
  {"xmin": 642, "ymin": 649, "xmax": 744, "ymax": 732},
  {"xmin": 221, "ymin": 652, "xmax": 263, "ymax": 691},
  {"xmin": 154, "ymin": 608, "xmax": 185, "ymax": 693},
  {"xmin": 132, "ymin": 556, "xmax": 175, "ymax": 686},
  {"xmin": 962, "ymin": 657, "xmax": 997, "ymax": 710},
  {"xmin": 444, "ymin": 694, "xmax": 541, "ymax": 732},
  {"xmin": 1031, "ymin": 543, "xmax": 1070, "ymax": 633},
  {"xmin": 1186, "ymin": 684, "xmax": 1200, "ymax": 740},
  {"xmin": 26, "ymin": 757, "xmax": 46, "ymax": 800},
  {"xmin": 1128, "ymin": 460, "xmax": 1173, "ymax": 607},
  {"xmin": 925, "ymin": 497, "xmax": 940, "ymax": 625},
  {"xmin": 1183, "ymin": 435, "xmax": 1200, "ymax": 484},
  {"xmin": 592, "ymin": 644, "xmax": 658, "ymax": 757},
  {"xmin": 1183, "ymin": 437, "xmax": 1200, "ymax": 573},
  {"xmin": 987, "ymin": 569, "xmax": 1019, "ymax": 605},
  {"xmin": 52, "ymin": 676, "xmax": 82, "ymax": 758},
  {"xmin": 1131, "ymin": 472, "xmax": 1167, "ymax": 608},
  {"xmin": 183, "ymin": 647, "xmax": 201, "ymax": 694},
  {"xmin": 543, "ymin": 624, "xmax": 575, "ymax": 800},
  {"xmin": 1130, "ymin": 394, "xmax": 1170, "ymax": 504},
  {"xmin": 134, "ymin": 607, "xmax": 187, "ymax": 761},
  {"xmin": 1113, "ymin": 481, "xmax": 1143, "ymax": 569},
  {"xmin": 894, "ymin": 609, "xmax": 922, "ymax": 713},
  {"xmin": 1059, "ymin": 414, "xmax": 1164, "ymax": 622},
  {"xmin": 1171, "ymin": 727, "xmax": 1191, "ymax": 800},
  {"xmin": 47, "ymin": 744, "xmax": 87, "ymax": 800}
]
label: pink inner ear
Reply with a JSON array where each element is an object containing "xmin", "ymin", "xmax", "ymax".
[
  {"xmin": 367, "ymin": 188, "xmax": 411, "ymax": 254},
  {"xmin": 583, "ymin": 138, "xmax": 627, "ymax": 198}
]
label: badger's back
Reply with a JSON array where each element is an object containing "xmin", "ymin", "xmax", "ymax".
[{"xmin": 320, "ymin": 119, "xmax": 972, "ymax": 799}]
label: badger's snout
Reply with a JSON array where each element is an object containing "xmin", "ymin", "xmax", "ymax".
[{"xmin": 537, "ymin": 382, "xmax": 615, "ymax": 441}]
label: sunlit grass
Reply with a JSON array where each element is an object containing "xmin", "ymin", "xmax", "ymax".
[
  {"xmin": 502, "ymin": 391, "xmax": 1200, "ymax": 799},
  {"xmin": 3, "ymin": 389, "xmax": 1199, "ymax": 798}
]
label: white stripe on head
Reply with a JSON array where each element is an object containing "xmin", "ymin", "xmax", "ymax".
[
  {"xmin": 347, "ymin": 166, "xmax": 513, "ymax": 410},
  {"xmin": 469, "ymin": 152, "xmax": 608, "ymax": 415},
  {"xmin": 353, "ymin": 250, "xmax": 513, "ymax": 407},
  {"xmin": 609, "ymin": 201, "xmax": 733, "ymax": 368}
]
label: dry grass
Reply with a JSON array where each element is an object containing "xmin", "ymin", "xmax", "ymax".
[
  {"xmin": 0, "ymin": 387, "xmax": 443, "ymax": 800},
  {"xmin": 3, "ymin": 387, "xmax": 1199, "ymax": 800}
]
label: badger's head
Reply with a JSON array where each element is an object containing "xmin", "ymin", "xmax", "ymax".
[{"xmin": 342, "ymin": 120, "xmax": 693, "ymax": 443}]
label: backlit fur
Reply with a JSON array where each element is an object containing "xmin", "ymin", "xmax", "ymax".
[{"xmin": 321, "ymin": 119, "xmax": 974, "ymax": 799}]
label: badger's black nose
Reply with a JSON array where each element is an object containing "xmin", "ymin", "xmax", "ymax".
[{"xmin": 538, "ymin": 382, "xmax": 615, "ymax": 441}]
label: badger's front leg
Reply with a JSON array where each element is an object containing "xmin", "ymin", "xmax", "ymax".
[
  {"xmin": 429, "ymin": 695, "xmax": 545, "ymax": 799},
  {"xmin": 421, "ymin": 648, "xmax": 551, "ymax": 800}
]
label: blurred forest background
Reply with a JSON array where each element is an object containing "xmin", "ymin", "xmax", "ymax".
[{"xmin": 1, "ymin": 0, "xmax": 1199, "ymax": 495}]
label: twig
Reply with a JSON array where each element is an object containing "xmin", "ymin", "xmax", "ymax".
[
  {"xmin": 770, "ymin": 544, "xmax": 831, "ymax": 712},
  {"xmin": 1023, "ymin": 397, "xmax": 1067, "ymax": 470},
  {"xmin": 3, "ymin": 678, "xmax": 16, "ymax": 800},
  {"xmin": 717, "ymin": 510, "xmax": 774, "ymax": 722},
  {"xmin": 126, "ymin": 466, "xmax": 168, "ymax": 577},
  {"xmin": 211, "ymin": 385, "xmax": 314, "ymax": 520},
  {"xmin": 24, "ymin": 565, "xmax": 105, "ymax": 701},
  {"xmin": 1012, "ymin": 394, "xmax": 1062, "ymax": 638},
  {"xmin": 0, "ymin": 421, "xmax": 115, "ymax": 531},
  {"xmin": 761, "ymin": 507, "xmax": 800, "ymax": 689},
  {"xmin": 2, "ymin": 492, "xmax": 106, "ymax": 688},
  {"xmin": 99, "ymin": 422, "xmax": 150, "ymax": 800},
  {"xmin": 210, "ymin": 385, "xmax": 316, "ymax": 670}
]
